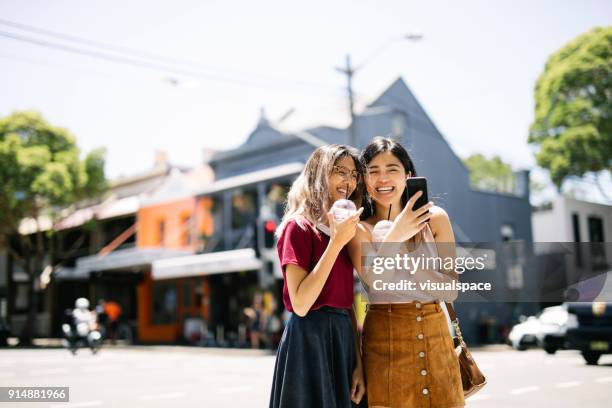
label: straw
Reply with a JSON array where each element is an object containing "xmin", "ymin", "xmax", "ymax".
[{"xmin": 387, "ymin": 204, "xmax": 392, "ymax": 220}]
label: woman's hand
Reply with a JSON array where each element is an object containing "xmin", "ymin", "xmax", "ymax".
[
  {"xmin": 385, "ymin": 191, "xmax": 433, "ymax": 242},
  {"xmin": 351, "ymin": 363, "xmax": 366, "ymax": 404},
  {"xmin": 327, "ymin": 207, "xmax": 364, "ymax": 248}
]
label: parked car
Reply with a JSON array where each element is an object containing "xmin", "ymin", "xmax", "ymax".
[
  {"xmin": 565, "ymin": 302, "xmax": 612, "ymax": 365},
  {"xmin": 508, "ymin": 304, "xmax": 576, "ymax": 352},
  {"xmin": 538, "ymin": 304, "xmax": 578, "ymax": 354},
  {"xmin": 508, "ymin": 315, "xmax": 542, "ymax": 351}
]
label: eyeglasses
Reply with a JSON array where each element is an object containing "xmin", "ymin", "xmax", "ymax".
[{"xmin": 333, "ymin": 165, "xmax": 361, "ymax": 182}]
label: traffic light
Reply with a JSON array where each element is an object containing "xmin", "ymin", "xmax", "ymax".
[{"xmin": 264, "ymin": 219, "xmax": 277, "ymax": 249}]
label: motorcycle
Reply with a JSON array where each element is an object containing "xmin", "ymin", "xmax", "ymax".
[{"xmin": 61, "ymin": 307, "xmax": 102, "ymax": 355}]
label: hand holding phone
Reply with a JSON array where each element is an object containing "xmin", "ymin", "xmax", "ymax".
[
  {"xmin": 406, "ymin": 177, "xmax": 429, "ymax": 211},
  {"xmin": 382, "ymin": 177, "xmax": 433, "ymax": 242}
]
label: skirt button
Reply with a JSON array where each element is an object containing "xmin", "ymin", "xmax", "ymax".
[
  {"xmin": 421, "ymin": 369, "xmax": 427, "ymax": 376},
  {"xmin": 417, "ymin": 333, "xmax": 424, "ymax": 340},
  {"xmin": 419, "ymin": 351, "xmax": 425, "ymax": 358},
  {"xmin": 416, "ymin": 316, "xmax": 422, "ymax": 322},
  {"xmin": 422, "ymin": 388, "xmax": 429, "ymax": 395}
]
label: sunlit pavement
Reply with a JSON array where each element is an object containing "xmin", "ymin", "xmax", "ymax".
[{"xmin": 1, "ymin": 346, "xmax": 611, "ymax": 407}]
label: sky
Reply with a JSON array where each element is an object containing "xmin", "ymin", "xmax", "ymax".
[{"xmin": 1, "ymin": 0, "xmax": 610, "ymax": 203}]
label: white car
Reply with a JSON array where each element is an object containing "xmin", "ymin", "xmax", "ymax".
[{"xmin": 508, "ymin": 305, "xmax": 577, "ymax": 351}]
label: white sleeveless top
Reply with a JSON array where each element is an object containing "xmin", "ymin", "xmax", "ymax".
[{"xmin": 359, "ymin": 223, "xmax": 447, "ymax": 304}]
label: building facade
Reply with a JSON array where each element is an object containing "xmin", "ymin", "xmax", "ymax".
[{"xmin": 174, "ymin": 77, "xmax": 535, "ymax": 344}]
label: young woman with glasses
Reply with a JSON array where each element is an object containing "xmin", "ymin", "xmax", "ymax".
[{"xmin": 269, "ymin": 144, "xmax": 368, "ymax": 408}]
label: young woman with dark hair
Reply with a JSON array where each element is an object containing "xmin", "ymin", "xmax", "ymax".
[{"xmin": 348, "ymin": 137, "xmax": 464, "ymax": 408}]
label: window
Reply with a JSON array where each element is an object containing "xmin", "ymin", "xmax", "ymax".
[
  {"xmin": 0, "ymin": 297, "xmax": 6, "ymax": 319},
  {"xmin": 14, "ymin": 283, "xmax": 28, "ymax": 311},
  {"xmin": 158, "ymin": 220, "xmax": 165, "ymax": 246},
  {"xmin": 588, "ymin": 216, "xmax": 605, "ymax": 242},
  {"xmin": 183, "ymin": 280, "xmax": 192, "ymax": 308},
  {"xmin": 182, "ymin": 215, "xmax": 193, "ymax": 246},
  {"xmin": 572, "ymin": 213, "xmax": 581, "ymax": 242},
  {"xmin": 392, "ymin": 113, "xmax": 406, "ymax": 139},
  {"xmin": 572, "ymin": 213, "xmax": 583, "ymax": 267},
  {"xmin": 267, "ymin": 183, "xmax": 289, "ymax": 219},
  {"xmin": 0, "ymin": 249, "xmax": 6, "ymax": 289},
  {"xmin": 231, "ymin": 190, "xmax": 257, "ymax": 229},
  {"xmin": 201, "ymin": 197, "xmax": 224, "ymax": 253},
  {"xmin": 588, "ymin": 216, "xmax": 607, "ymax": 270},
  {"xmin": 501, "ymin": 224, "xmax": 514, "ymax": 242},
  {"xmin": 151, "ymin": 282, "xmax": 176, "ymax": 325}
]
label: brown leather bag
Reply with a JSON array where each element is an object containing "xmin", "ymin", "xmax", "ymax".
[{"xmin": 444, "ymin": 302, "xmax": 487, "ymax": 398}]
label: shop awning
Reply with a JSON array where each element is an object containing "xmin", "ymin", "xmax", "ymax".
[
  {"xmin": 195, "ymin": 162, "xmax": 303, "ymax": 196},
  {"xmin": 152, "ymin": 248, "xmax": 262, "ymax": 280},
  {"xmin": 75, "ymin": 247, "xmax": 191, "ymax": 274}
]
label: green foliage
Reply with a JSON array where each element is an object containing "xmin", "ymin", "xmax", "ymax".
[
  {"xmin": 529, "ymin": 26, "xmax": 612, "ymax": 188},
  {"xmin": 0, "ymin": 110, "xmax": 107, "ymax": 241},
  {"xmin": 463, "ymin": 154, "xmax": 516, "ymax": 193}
]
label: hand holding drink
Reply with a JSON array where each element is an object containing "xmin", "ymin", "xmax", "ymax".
[
  {"xmin": 332, "ymin": 198, "xmax": 357, "ymax": 222},
  {"xmin": 332, "ymin": 182, "xmax": 358, "ymax": 222}
]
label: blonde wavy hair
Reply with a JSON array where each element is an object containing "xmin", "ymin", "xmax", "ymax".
[{"xmin": 277, "ymin": 144, "xmax": 364, "ymax": 236}]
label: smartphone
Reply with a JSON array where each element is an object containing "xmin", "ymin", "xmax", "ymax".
[{"xmin": 406, "ymin": 177, "xmax": 429, "ymax": 210}]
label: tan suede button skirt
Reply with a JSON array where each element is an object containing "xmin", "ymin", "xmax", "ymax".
[{"xmin": 363, "ymin": 301, "xmax": 465, "ymax": 408}]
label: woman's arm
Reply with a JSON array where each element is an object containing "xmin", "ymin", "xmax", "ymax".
[
  {"xmin": 347, "ymin": 223, "xmax": 370, "ymax": 278},
  {"xmin": 285, "ymin": 209, "xmax": 362, "ymax": 317},
  {"xmin": 285, "ymin": 246, "xmax": 342, "ymax": 317},
  {"xmin": 422, "ymin": 206, "xmax": 460, "ymax": 301},
  {"xmin": 349, "ymin": 306, "xmax": 365, "ymax": 404},
  {"xmin": 429, "ymin": 205, "xmax": 458, "ymax": 279}
]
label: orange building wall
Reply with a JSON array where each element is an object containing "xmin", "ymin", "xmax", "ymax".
[
  {"xmin": 137, "ymin": 197, "xmax": 214, "ymax": 251},
  {"xmin": 136, "ymin": 196, "xmax": 215, "ymax": 343}
]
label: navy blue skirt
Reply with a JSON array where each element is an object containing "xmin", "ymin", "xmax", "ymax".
[{"xmin": 269, "ymin": 306, "xmax": 367, "ymax": 408}]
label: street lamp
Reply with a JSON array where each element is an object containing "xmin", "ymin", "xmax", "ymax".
[{"xmin": 335, "ymin": 33, "xmax": 423, "ymax": 147}]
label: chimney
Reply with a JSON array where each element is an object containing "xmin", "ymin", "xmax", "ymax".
[
  {"xmin": 202, "ymin": 148, "xmax": 216, "ymax": 164},
  {"xmin": 154, "ymin": 150, "xmax": 169, "ymax": 169},
  {"xmin": 515, "ymin": 169, "xmax": 530, "ymax": 199}
]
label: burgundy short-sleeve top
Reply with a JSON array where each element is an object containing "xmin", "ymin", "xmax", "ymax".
[{"xmin": 277, "ymin": 216, "xmax": 354, "ymax": 312}]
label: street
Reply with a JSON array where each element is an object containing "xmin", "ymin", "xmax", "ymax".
[{"xmin": 1, "ymin": 346, "xmax": 611, "ymax": 407}]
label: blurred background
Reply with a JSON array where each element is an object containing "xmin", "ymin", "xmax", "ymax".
[{"xmin": 0, "ymin": 1, "xmax": 610, "ymax": 406}]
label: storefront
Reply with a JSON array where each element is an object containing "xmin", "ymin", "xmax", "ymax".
[{"xmin": 147, "ymin": 248, "xmax": 263, "ymax": 345}]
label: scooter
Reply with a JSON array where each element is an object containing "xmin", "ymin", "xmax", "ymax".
[{"xmin": 61, "ymin": 311, "xmax": 102, "ymax": 355}]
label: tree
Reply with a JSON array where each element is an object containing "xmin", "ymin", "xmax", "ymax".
[
  {"xmin": 528, "ymin": 27, "xmax": 612, "ymax": 198},
  {"xmin": 0, "ymin": 110, "xmax": 107, "ymax": 344},
  {"xmin": 463, "ymin": 153, "xmax": 516, "ymax": 193}
]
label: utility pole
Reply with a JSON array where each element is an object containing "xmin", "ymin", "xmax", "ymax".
[
  {"xmin": 335, "ymin": 33, "xmax": 423, "ymax": 148},
  {"xmin": 336, "ymin": 55, "xmax": 357, "ymax": 147}
]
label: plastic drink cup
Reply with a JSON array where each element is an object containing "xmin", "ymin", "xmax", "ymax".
[
  {"xmin": 332, "ymin": 199, "xmax": 357, "ymax": 222},
  {"xmin": 372, "ymin": 220, "xmax": 393, "ymax": 242}
]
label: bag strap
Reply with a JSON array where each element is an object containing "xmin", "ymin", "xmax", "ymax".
[
  {"xmin": 444, "ymin": 301, "xmax": 458, "ymax": 322},
  {"xmin": 444, "ymin": 301, "xmax": 464, "ymax": 343}
]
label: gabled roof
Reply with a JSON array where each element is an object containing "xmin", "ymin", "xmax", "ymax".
[
  {"xmin": 208, "ymin": 122, "xmax": 349, "ymax": 164},
  {"xmin": 208, "ymin": 77, "xmax": 460, "ymax": 166},
  {"xmin": 367, "ymin": 77, "xmax": 444, "ymax": 141}
]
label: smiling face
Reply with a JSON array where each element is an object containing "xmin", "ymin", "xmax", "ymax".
[
  {"xmin": 365, "ymin": 151, "xmax": 412, "ymax": 208},
  {"xmin": 328, "ymin": 155, "xmax": 359, "ymax": 203}
]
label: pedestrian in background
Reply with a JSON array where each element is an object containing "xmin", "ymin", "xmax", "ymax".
[{"xmin": 243, "ymin": 292, "xmax": 265, "ymax": 349}]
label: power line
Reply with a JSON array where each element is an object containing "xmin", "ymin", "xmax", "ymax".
[{"xmin": 0, "ymin": 18, "xmax": 339, "ymax": 91}]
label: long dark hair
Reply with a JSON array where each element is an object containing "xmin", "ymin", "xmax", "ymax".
[{"xmin": 360, "ymin": 136, "xmax": 418, "ymax": 220}]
